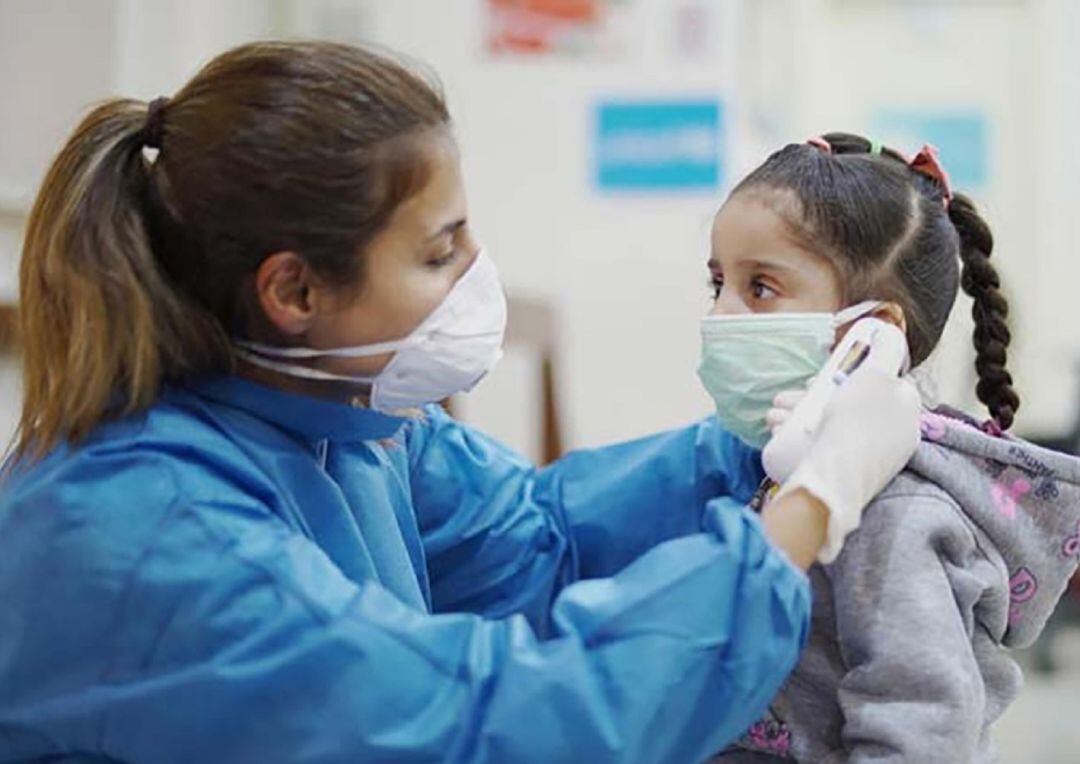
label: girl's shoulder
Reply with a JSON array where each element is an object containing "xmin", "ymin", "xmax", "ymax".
[{"xmin": 858, "ymin": 470, "xmax": 979, "ymax": 553}]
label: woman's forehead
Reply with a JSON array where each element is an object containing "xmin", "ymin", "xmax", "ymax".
[{"xmin": 383, "ymin": 135, "xmax": 467, "ymax": 240}]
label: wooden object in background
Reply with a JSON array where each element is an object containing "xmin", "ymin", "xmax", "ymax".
[
  {"xmin": 0, "ymin": 304, "xmax": 16, "ymax": 353},
  {"xmin": 504, "ymin": 296, "xmax": 563, "ymax": 464}
]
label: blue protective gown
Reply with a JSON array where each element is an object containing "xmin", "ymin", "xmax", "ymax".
[{"xmin": 0, "ymin": 376, "xmax": 810, "ymax": 763}]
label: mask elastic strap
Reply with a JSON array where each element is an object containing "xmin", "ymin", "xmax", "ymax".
[
  {"xmin": 231, "ymin": 249, "xmax": 497, "ymax": 362},
  {"xmin": 234, "ymin": 347, "xmax": 378, "ymax": 384},
  {"xmin": 235, "ymin": 335, "xmax": 422, "ymax": 360},
  {"xmin": 833, "ymin": 300, "xmax": 883, "ymax": 327}
]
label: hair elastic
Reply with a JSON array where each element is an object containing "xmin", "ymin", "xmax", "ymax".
[
  {"xmin": 141, "ymin": 97, "xmax": 170, "ymax": 150},
  {"xmin": 909, "ymin": 144, "xmax": 953, "ymax": 208}
]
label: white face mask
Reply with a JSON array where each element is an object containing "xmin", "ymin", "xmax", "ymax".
[{"xmin": 235, "ymin": 250, "xmax": 507, "ymax": 413}]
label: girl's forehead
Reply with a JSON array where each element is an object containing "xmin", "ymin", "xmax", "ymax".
[{"xmin": 710, "ymin": 194, "xmax": 829, "ymax": 272}]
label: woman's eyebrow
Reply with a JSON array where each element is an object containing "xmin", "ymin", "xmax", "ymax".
[{"xmin": 424, "ymin": 217, "xmax": 467, "ymax": 243}]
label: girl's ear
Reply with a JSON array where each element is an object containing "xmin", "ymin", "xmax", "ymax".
[{"xmin": 872, "ymin": 301, "xmax": 908, "ymax": 335}]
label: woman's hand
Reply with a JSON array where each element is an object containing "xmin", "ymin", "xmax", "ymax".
[
  {"xmin": 764, "ymin": 389, "xmax": 806, "ymax": 436},
  {"xmin": 762, "ymin": 369, "xmax": 922, "ymax": 565}
]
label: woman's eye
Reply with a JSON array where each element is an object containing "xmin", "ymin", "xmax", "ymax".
[
  {"xmin": 428, "ymin": 250, "xmax": 457, "ymax": 269},
  {"xmin": 709, "ymin": 275, "xmax": 724, "ymax": 299},
  {"xmin": 751, "ymin": 279, "xmax": 778, "ymax": 300}
]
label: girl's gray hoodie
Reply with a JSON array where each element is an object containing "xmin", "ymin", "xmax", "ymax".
[{"xmin": 715, "ymin": 408, "xmax": 1080, "ymax": 763}]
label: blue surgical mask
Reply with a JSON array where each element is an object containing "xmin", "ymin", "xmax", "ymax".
[{"xmin": 697, "ymin": 302, "xmax": 881, "ymax": 448}]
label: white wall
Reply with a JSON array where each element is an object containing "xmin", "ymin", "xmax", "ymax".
[
  {"xmin": 792, "ymin": 0, "xmax": 1044, "ymax": 433},
  {"xmin": 2, "ymin": 0, "xmax": 1079, "ymax": 453},
  {"xmin": 0, "ymin": 356, "xmax": 20, "ymax": 450},
  {"xmin": 0, "ymin": 0, "xmax": 119, "ymax": 299},
  {"xmin": 5, "ymin": 0, "xmax": 735, "ymax": 455},
  {"xmin": 0, "ymin": 0, "xmax": 282, "ymax": 449},
  {"xmin": 1031, "ymin": 0, "xmax": 1080, "ymax": 436},
  {"xmin": 350, "ymin": 0, "xmax": 744, "ymax": 450},
  {"xmin": 357, "ymin": 0, "xmax": 1079, "ymax": 444},
  {"xmin": 112, "ymin": 0, "xmax": 278, "ymax": 97},
  {"xmin": 767, "ymin": 0, "xmax": 1078, "ymax": 438},
  {"xmin": 1, "ymin": 0, "xmax": 123, "ymax": 448}
]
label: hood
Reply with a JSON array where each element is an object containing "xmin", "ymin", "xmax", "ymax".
[{"xmin": 908, "ymin": 407, "xmax": 1080, "ymax": 647}]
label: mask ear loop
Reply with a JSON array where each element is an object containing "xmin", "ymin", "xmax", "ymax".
[
  {"xmin": 232, "ymin": 249, "xmax": 499, "ymax": 362},
  {"xmin": 234, "ymin": 346, "xmax": 379, "ymax": 385},
  {"xmin": 832, "ymin": 300, "xmax": 884, "ymax": 327},
  {"xmin": 235, "ymin": 335, "xmax": 422, "ymax": 360}
]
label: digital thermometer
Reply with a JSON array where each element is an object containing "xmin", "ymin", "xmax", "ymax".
[{"xmin": 762, "ymin": 318, "xmax": 910, "ymax": 483}]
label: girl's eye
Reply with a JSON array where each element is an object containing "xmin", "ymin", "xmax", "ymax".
[
  {"xmin": 709, "ymin": 275, "xmax": 724, "ymax": 299},
  {"xmin": 751, "ymin": 279, "xmax": 778, "ymax": 300}
]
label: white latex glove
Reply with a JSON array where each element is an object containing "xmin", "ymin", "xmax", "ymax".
[
  {"xmin": 763, "ymin": 368, "xmax": 922, "ymax": 564},
  {"xmin": 764, "ymin": 389, "xmax": 806, "ymax": 435}
]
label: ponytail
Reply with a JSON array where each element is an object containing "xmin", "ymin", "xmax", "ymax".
[
  {"xmin": 14, "ymin": 99, "xmax": 227, "ymax": 462},
  {"xmin": 12, "ymin": 42, "xmax": 452, "ymax": 464},
  {"xmin": 948, "ymin": 193, "xmax": 1020, "ymax": 430}
]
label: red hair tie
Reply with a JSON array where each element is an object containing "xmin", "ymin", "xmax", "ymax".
[
  {"xmin": 806, "ymin": 136, "xmax": 832, "ymax": 154},
  {"xmin": 909, "ymin": 144, "xmax": 953, "ymax": 208}
]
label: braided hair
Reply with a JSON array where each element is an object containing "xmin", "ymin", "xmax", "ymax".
[
  {"xmin": 731, "ymin": 131, "xmax": 1020, "ymax": 430},
  {"xmin": 949, "ymin": 195, "xmax": 1020, "ymax": 429}
]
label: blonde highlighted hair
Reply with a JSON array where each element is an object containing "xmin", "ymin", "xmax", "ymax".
[{"xmin": 14, "ymin": 41, "xmax": 449, "ymax": 462}]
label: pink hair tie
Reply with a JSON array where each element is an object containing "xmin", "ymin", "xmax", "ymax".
[
  {"xmin": 806, "ymin": 136, "xmax": 832, "ymax": 154},
  {"xmin": 909, "ymin": 144, "xmax": 953, "ymax": 208}
]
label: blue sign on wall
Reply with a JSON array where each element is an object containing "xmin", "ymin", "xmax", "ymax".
[
  {"xmin": 870, "ymin": 109, "xmax": 990, "ymax": 190},
  {"xmin": 594, "ymin": 100, "xmax": 723, "ymax": 191}
]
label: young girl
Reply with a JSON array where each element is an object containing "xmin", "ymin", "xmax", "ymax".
[{"xmin": 703, "ymin": 133, "xmax": 1080, "ymax": 763}]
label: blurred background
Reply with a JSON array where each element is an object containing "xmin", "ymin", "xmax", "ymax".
[{"xmin": 1, "ymin": 0, "xmax": 1079, "ymax": 760}]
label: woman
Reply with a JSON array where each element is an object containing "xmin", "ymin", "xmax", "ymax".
[{"xmin": 0, "ymin": 43, "xmax": 918, "ymax": 763}]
